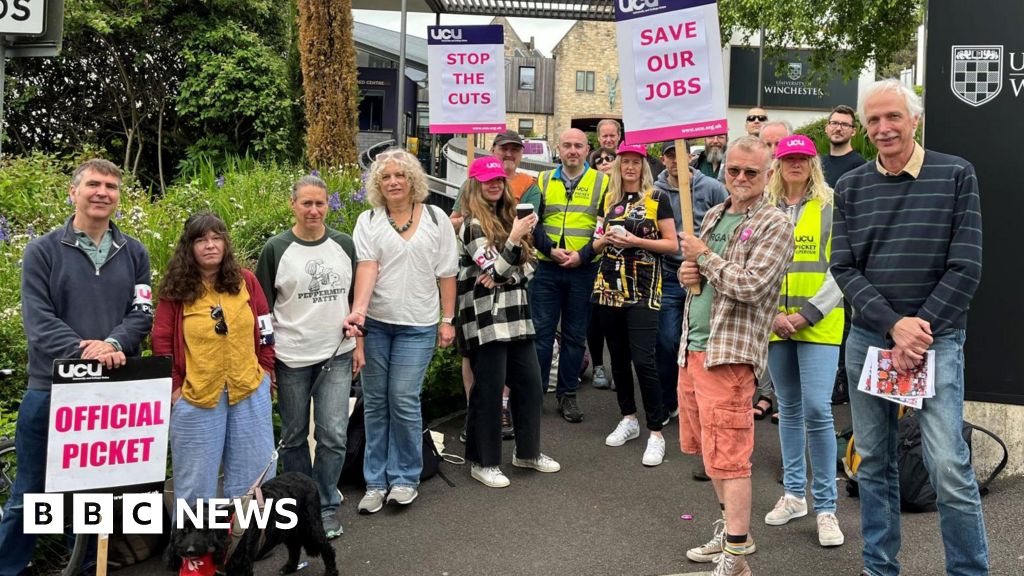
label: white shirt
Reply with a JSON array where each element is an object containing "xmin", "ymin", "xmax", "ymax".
[{"xmin": 353, "ymin": 205, "xmax": 458, "ymax": 326}]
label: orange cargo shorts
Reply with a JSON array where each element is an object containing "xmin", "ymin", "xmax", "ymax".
[{"xmin": 677, "ymin": 351, "xmax": 757, "ymax": 480}]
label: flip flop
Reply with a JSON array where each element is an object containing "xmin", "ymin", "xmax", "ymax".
[
  {"xmin": 752, "ymin": 395, "xmax": 773, "ymax": 420},
  {"xmin": 770, "ymin": 411, "xmax": 780, "ymax": 426}
]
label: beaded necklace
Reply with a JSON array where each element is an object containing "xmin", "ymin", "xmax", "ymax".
[{"xmin": 386, "ymin": 203, "xmax": 416, "ymax": 233}]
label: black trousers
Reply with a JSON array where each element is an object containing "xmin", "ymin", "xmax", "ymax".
[
  {"xmin": 466, "ymin": 340, "xmax": 543, "ymax": 466},
  {"xmin": 588, "ymin": 306, "xmax": 607, "ymax": 365},
  {"xmin": 600, "ymin": 305, "xmax": 666, "ymax": 431}
]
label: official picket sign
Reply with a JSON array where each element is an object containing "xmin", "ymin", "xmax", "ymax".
[
  {"xmin": 616, "ymin": 0, "xmax": 727, "ymax": 144},
  {"xmin": 427, "ymin": 24, "xmax": 506, "ymax": 134},
  {"xmin": 45, "ymin": 357, "xmax": 171, "ymax": 493}
]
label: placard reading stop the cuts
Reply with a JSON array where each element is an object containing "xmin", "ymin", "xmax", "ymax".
[
  {"xmin": 45, "ymin": 357, "xmax": 170, "ymax": 493},
  {"xmin": 616, "ymin": 0, "xmax": 727, "ymax": 144},
  {"xmin": 427, "ymin": 24, "xmax": 507, "ymax": 134}
]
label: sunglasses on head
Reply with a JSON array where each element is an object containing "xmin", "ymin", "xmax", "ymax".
[
  {"xmin": 210, "ymin": 305, "xmax": 228, "ymax": 335},
  {"xmin": 594, "ymin": 154, "xmax": 616, "ymax": 166},
  {"xmin": 746, "ymin": 115, "xmax": 768, "ymax": 122}
]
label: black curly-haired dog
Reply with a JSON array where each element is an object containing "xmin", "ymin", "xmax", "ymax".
[{"xmin": 165, "ymin": 472, "xmax": 339, "ymax": 576}]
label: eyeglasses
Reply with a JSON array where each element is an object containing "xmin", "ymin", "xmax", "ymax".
[
  {"xmin": 594, "ymin": 155, "xmax": 616, "ymax": 166},
  {"xmin": 725, "ymin": 166, "xmax": 764, "ymax": 180},
  {"xmin": 210, "ymin": 305, "xmax": 228, "ymax": 335},
  {"xmin": 827, "ymin": 120, "xmax": 855, "ymax": 130},
  {"xmin": 746, "ymin": 115, "xmax": 768, "ymax": 122}
]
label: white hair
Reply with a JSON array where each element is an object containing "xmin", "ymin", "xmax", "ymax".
[
  {"xmin": 760, "ymin": 120, "xmax": 792, "ymax": 135},
  {"xmin": 858, "ymin": 79, "xmax": 923, "ymax": 123}
]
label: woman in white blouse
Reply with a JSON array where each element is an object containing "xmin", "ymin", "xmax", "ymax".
[{"xmin": 344, "ymin": 148, "xmax": 458, "ymax": 514}]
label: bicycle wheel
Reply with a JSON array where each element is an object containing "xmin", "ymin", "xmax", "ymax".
[{"xmin": 0, "ymin": 437, "xmax": 87, "ymax": 576}]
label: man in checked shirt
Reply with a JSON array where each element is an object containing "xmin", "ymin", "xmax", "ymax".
[{"xmin": 676, "ymin": 136, "xmax": 794, "ymax": 576}]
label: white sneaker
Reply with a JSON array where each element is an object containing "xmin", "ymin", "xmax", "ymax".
[
  {"xmin": 605, "ymin": 417, "xmax": 640, "ymax": 447},
  {"xmin": 817, "ymin": 512, "xmax": 845, "ymax": 546},
  {"xmin": 512, "ymin": 451, "xmax": 561, "ymax": 473},
  {"xmin": 471, "ymin": 464, "xmax": 510, "ymax": 488},
  {"xmin": 642, "ymin": 435, "xmax": 666, "ymax": 466},
  {"xmin": 764, "ymin": 493, "xmax": 808, "ymax": 525}
]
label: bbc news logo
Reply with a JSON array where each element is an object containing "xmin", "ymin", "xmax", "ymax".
[{"xmin": 23, "ymin": 494, "xmax": 299, "ymax": 534}]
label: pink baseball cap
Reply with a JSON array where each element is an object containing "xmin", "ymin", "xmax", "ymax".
[
  {"xmin": 468, "ymin": 156, "xmax": 506, "ymax": 182},
  {"xmin": 775, "ymin": 135, "xmax": 818, "ymax": 159},
  {"xmin": 616, "ymin": 143, "xmax": 648, "ymax": 157}
]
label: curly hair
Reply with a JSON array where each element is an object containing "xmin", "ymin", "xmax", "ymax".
[
  {"xmin": 364, "ymin": 148, "xmax": 429, "ymax": 208},
  {"xmin": 158, "ymin": 212, "xmax": 243, "ymax": 303},
  {"xmin": 462, "ymin": 177, "xmax": 534, "ymax": 265}
]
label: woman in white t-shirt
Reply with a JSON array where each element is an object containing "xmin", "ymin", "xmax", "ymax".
[{"xmin": 344, "ymin": 148, "xmax": 458, "ymax": 513}]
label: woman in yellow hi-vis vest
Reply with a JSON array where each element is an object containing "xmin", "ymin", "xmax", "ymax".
[{"xmin": 762, "ymin": 135, "xmax": 847, "ymax": 548}]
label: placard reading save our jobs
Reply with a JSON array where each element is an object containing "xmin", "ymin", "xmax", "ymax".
[
  {"xmin": 427, "ymin": 24, "xmax": 507, "ymax": 134},
  {"xmin": 616, "ymin": 0, "xmax": 727, "ymax": 144}
]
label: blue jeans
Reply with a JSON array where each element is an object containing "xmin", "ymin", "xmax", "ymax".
[
  {"xmin": 276, "ymin": 352, "xmax": 353, "ymax": 516},
  {"xmin": 361, "ymin": 318, "xmax": 436, "ymax": 491},
  {"xmin": 0, "ymin": 389, "xmax": 49, "ymax": 576},
  {"xmin": 767, "ymin": 340, "xmax": 840, "ymax": 513},
  {"xmin": 656, "ymin": 272, "xmax": 685, "ymax": 413},
  {"xmin": 530, "ymin": 260, "xmax": 598, "ymax": 397},
  {"xmin": 846, "ymin": 326, "xmax": 988, "ymax": 576},
  {"xmin": 170, "ymin": 375, "xmax": 276, "ymax": 511}
]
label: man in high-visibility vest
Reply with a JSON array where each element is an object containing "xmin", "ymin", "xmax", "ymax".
[{"xmin": 531, "ymin": 128, "xmax": 608, "ymax": 423}]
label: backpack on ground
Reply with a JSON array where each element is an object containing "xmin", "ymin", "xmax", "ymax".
[{"xmin": 840, "ymin": 410, "xmax": 1008, "ymax": 512}]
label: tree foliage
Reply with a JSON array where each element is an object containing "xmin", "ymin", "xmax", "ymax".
[
  {"xmin": 720, "ymin": 0, "xmax": 923, "ymax": 82},
  {"xmin": 1, "ymin": 0, "xmax": 301, "ymax": 189},
  {"xmin": 297, "ymin": 0, "xmax": 359, "ymax": 168}
]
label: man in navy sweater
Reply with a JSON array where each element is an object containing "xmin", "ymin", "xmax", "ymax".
[
  {"xmin": 0, "ymin": 159, "xmax": 153, "ymax": 575},
  {"xmin": 831, "ymin": 80, "xmax": 988, "ymax": 576}
]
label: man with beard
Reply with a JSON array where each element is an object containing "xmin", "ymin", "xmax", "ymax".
[
  {"xmin": 693, "ymin": 133, "xmax": 727, "ymax": 179},
  {"xmin": 821, "ymin": 105, "xmax": 866, "ymax": 189}
]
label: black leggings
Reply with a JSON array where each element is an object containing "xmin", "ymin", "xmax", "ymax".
[
  {"xmin": 587, "ymin": 306, "xmax": 606, "ymax": 365},
  {"xmin": 600, "ymin": 305, "xmax": 666, "ymax": 431},
  {"xmin": 466, "ymin": 340, "xmax": 543, "ymax": 466}
]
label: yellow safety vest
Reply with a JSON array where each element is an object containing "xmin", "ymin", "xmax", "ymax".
[
  {"xmin": 537, "ymin": 167, "xmax": 607, "ymax": 262},
  {"xmin": 773, "ymin": 197, "xmax": 844, "ymax": 345}
]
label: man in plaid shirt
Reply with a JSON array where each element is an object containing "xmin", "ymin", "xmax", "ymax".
[{"xmin": 676, "ymin": 136, "xmax": 794, "ymax": 576}]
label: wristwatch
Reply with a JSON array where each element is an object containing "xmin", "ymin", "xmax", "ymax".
[{"xmin": 696, "ymin": 249, "xmax": 713, "ymax": 267}]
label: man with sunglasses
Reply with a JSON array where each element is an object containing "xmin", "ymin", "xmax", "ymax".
[
  {"xmin": 821, "ymin": 104, "xmax": 866, "ymax": 189},
  {"xmin": 676, "ymin": 136, "xmax": 794, "ymax": 575},
  {"xmin": 0, "ymin": 159, "xmax": 153, "ymax": 575},
  {"xmin": 745, "ymin": 108, "xmax": 768, "ymax": 137}
]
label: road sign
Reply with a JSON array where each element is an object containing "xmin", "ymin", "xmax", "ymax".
[{"xmin": 0, "ymin": 0, "xmax": 46, "ymax": 35}]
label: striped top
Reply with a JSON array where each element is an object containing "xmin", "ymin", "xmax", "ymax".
[
  {"xmin": 830, "ymin": 147, "xmax": 983, "ymax": 336},
  {"xmin": 456, "ymin": 218, "xmax": 535, "ymax": 351}
]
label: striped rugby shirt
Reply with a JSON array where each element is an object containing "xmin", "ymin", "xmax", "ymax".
[{"xmin": 831, "ymin": 144, "xmax": 982, "ymax": 336}]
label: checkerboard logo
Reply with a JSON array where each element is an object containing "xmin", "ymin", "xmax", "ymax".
[{"xmin": 951, "ymin": 45, "xmax": 1003, "ymax": 107}]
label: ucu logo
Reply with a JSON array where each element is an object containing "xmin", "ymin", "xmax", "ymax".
[
  {"xmin": 430, "ymin": 28, "xmax": 462, "ymax": 41},
  {"xmin": 58, "ymin": 363, "xmax": 102, "ymax": 378},
  {"xmin": 619, "ymin": 0, "xmax": 658, "ymax": 13}
]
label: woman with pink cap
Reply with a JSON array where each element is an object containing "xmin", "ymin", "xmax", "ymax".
[
  {"xmin": 762, "ymin": 134, "xmax": 846, "ymax": 548},
  {"xmin": 592, "ymin": 143, "xmax": 678, "ymax": 466},
  {"xmin": 456, "ymin": 156, "xmax": 561, "ymax": 488}
]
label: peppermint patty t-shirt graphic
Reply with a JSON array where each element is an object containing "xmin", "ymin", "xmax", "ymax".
[{"xmin": 299, "ymin": 259, "xmax": 345, "ymax": 303}]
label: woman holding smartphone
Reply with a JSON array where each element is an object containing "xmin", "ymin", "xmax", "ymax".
[
  {"xmin": 592, "ymin": 144, "xmax": 678, "ymax": 467},
  {"xmin": 456, "ymin": 156, "xmax": 560, "ymax": 488}
]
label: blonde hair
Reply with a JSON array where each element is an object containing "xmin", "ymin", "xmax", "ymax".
[
  {"xmin": 765, "ymin": 154, "xmax": 833, "ymax": 207},
  {"xmin": 364, "ymin": 148, "xmax": 429, "ymax": 208},
  {"xmin": 604, "ymin": 154, "xmax": 656, "ymax": 210},
  {"xmin": 461, "ymin": 177, "xmax": 533, "ymax": 265}
]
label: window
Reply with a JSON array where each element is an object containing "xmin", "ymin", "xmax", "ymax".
[
  {"xmin": 519, "ymin": 66, "xmax": 536, "ymax": 90},
  {"xmin": 576, "ymin": 71, "xmax": 595, "ymax": 92},
  {"xmin": 518, "ymin": 119, "xmax": 535, "ymax": 136},
  {"xmin": 358, "ymin": 90, "xmax": 385, "ymax": 131}
]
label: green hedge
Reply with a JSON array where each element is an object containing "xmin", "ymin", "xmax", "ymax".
[{"xmin": 0, "ymin": 153, "xmax": 465, "ymax": 436}]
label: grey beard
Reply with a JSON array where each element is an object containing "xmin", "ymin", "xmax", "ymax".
[{"xmin": 706, "ymin": 147, "xmax": 725, "ymax": 166}]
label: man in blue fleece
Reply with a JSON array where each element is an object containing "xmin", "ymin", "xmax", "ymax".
[{"xmin": 0, "ymin": 159, "xmax": 153, "ymax": 576}]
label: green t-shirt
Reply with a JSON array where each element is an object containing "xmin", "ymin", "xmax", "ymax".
[{"xmin": 686, "ymin": 210, "xmax": 745, "ymax": 352}]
